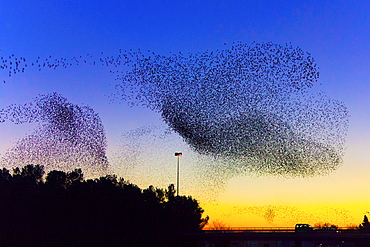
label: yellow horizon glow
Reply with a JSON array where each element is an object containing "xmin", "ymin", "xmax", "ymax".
[
  {"xmin": 200, "ymin": 156, "xmax": 370, "ymax": 228},
  {"xmin": 203, "ymin": 202, "xmax": 369, "ymax": 228}
]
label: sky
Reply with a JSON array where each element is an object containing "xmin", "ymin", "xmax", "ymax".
[{"xmin": 0, "ymin": 0, "xmax": 370, "ymax": 227}]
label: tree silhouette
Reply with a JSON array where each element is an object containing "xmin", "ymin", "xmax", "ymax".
[
  {"xmin": 46, "ymin": 170, "xmax": 68, "ymax": 189},
  {"xmin": 67, "ymin": 168, "xmax": 83, "ymax": 184},
  {"xmin": 208, "ymin": 219, "xmax": 231, "ymax": 231},
  {"xmin": 359, "ymin": 215, "xmax": 370, "ymax": 232},
  {"xmin": 21, "ymin": 164, "xmax": 45, "ymax": 183},
  {"xmin": 0, "ymin": 168, "xmax": 11, "ymax": 182},
  {"xmin": 0, "ymin": 165, "xmax": 208, "ymax": 246}
]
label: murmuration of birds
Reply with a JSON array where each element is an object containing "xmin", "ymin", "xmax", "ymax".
[
  {"xmin": 0, "ymin": 42, "xmax": 349, "ymax": 177},
  {"xmin": 225, "ymin": 204, "xmax": 353, "ymax": 226},
  {"xmin": 0, "ymin": 93, "xmax": 108, "ymax": 176}
]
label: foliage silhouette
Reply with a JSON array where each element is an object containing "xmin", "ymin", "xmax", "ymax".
[
  {"xmin": 359, "ymin": 215, "xmax": 370, "ymax": 232},
  {"xmin": 0, "ymin": 164, "xmax": 208, "ymax": 246}
]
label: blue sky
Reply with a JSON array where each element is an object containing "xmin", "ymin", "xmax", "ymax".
[{"xmin": 1, "ymin": 0, "xmax": 370, "ymax": 226}]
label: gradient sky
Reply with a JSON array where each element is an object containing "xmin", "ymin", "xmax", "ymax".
[{"xmin": 1, "ymin": 0, "xmax": 370, "ymax": 227}]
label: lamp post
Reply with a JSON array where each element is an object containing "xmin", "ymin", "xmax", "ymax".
[{"xmin": 174, "ymin": 152, "xmax": 182, "ymax": 196}]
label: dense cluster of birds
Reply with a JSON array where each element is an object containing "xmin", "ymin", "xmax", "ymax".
[
  {"xmin": 0, "ymin": 42, "xmax": 349, "ymax": 178},
  {"xmin": 114, "ymin": 42, "xmax": 349, "ymax": 177},
  {"xmin": 0, "ymin": 93, "xmax": 108, "ymax": 175}
]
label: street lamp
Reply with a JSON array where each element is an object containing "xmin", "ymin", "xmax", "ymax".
[{"xmin": 174, "ymin": 152, "xmax": 182, "ymax": 196}]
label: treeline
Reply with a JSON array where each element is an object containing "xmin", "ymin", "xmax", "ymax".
[{"xmin": 0, "ymin": 165, "xmax": 208, "ymax": 246}]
